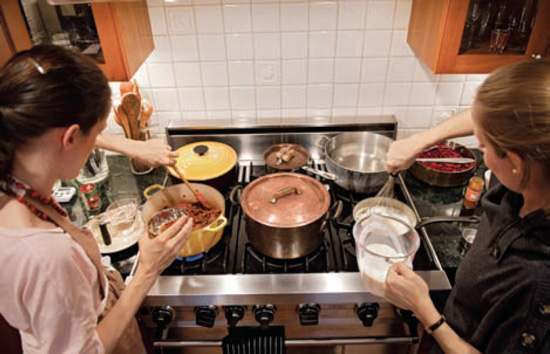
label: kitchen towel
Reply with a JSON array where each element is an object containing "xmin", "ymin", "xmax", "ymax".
[{"xmin": 222, "ymin": 326, "xmax": 285, "ymax": 354}]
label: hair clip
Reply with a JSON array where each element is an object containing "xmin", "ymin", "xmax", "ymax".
[{"xmin": 28, "ymin": 56, "xmax": 46, "ymax": 75}]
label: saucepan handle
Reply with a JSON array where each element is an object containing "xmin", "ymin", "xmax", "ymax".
[
  {"xmin": 416, "ymin": 215, "xmax": 481, "ymax": 229},
  {"xmin": 269, "ymin": 186, "xmax": 301, "ymax": 204}
]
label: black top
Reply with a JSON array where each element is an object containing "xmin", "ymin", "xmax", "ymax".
[{"xmin": 443, "ymin": 177, "xmax": 550, "ymax": 353}]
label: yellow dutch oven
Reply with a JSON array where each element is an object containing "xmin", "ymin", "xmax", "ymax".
[
  {"xmin": 167, "ymin": 141, "xmax": 238, "ymax": 191},
  {"xmin": 142, "ymin": 183, "xmax": 228, "ymax": 258}
]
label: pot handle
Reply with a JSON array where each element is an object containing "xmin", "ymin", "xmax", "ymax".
[
  {"xmin": 320, "ymin": 200, "xmax": 344, "ymax": 232},
  {"xmin": 416, "ymin": 215, "xmax": 481, "ymax": 229},
  {"xmin": 301, "ymin": 166, "xmax": 338, "ymax": 181},
  {"xmin": 315, "ymin": 135, "xmax": 331, "ymax": 149},
  {"xmin": 269, "ymin": 186, "xmax": 301, "ymax": 204},
  {"xmin": 203, "ymin": 215, "xmax": 228, "ymax": 231},
  {"xmin": 229, "ymin": 185, "xmax": 242, "ymax": 205}
]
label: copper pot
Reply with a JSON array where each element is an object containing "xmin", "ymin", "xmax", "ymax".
[
  {"xmin": 141, "ymin": 183, "xmax": 227, "ymax": 258},
  {"xmin": 241, "ymin": 173, "xmax": 331, "ymax": 259}
]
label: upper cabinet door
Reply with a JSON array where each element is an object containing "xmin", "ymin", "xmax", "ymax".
[
  {"xmin": 0, "ymin": 0, "xmax": 153, "ymax": 81},
  {"xmin": 408, "ymin": 0, "xmax": 550, "ymax": 73}
]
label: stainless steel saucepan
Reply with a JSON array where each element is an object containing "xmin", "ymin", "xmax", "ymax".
[
  {"xmin": 324, "ymin": 132, "xmax": 393, "ymax": 194},
  {"xmin": 353, "ymin": 197, "xmax": 480, "ymax": 229}
]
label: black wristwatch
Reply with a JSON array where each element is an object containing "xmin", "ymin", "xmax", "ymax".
[{"xmin": 425, "ymin": 315, "xmax": 446, "ymax": 335}]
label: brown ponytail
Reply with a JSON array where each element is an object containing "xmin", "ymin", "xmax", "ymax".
[
  {"xmin": 0, "ymin": 45, "xmax": 111, "ymax": 176},
  {"xmin": 475, "ymin": 60, "xmax": 550, "ymax": 187}
]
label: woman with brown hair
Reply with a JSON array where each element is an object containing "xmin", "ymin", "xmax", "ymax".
[
  {"xmin": 383, "ymin": 59, "xmax": 550, "ymax": 353},
  {"xmin": 0, "ymin": 45, "xmax": 193, "ymax": 353}
]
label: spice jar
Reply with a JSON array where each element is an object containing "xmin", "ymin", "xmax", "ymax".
[{"xmin": 462, "ymin": 176, "xmax": 484, "ymax": 210}]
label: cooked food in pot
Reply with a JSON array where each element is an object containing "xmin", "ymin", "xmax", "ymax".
[
  {"xmin": 175, "ymin": 202, "xmax": 221, "ymax": 230},
  {"xmin": 417, "ymin": 143, "xmax": 475, "ymax": 172}
]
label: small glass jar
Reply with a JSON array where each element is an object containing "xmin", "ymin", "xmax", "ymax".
[{"xmin": 463, "ymin": 176, "xmax": 484, "ymax": 210}]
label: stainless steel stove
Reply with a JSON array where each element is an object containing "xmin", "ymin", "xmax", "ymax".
[{"xmin": 138, "ymin": 117, "xmax": 451, "ymax": 353}]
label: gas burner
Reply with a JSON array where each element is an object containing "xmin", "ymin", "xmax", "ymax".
[
  {"xmin": 162, "ymin": 237, "xmax": 229, "ymax": 275},
  {"xmin": 331, "ymin": 183, "xmax": 374, "ymax": 206},
  {"xmin": 242, "ymin": 242, "xmax": 329, "ymax": 274}
]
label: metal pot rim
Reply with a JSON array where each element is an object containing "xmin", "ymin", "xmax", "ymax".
[
  {"xmin": 241, "ymin": 172, "xmax": 331, "ymax": 228},
  {"xmin": 324, "ymin": 132, "xmax": 393, "ymax": 174}
]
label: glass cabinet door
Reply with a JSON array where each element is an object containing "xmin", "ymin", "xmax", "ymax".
[
  {"xmin": 459, "ymin": 0, "xmax": 539, "ymax": 55},
  {"xmin": 19, "ymin": 0, "xmax": 104, "ymax": 64}
]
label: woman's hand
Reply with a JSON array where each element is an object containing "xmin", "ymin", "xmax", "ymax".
[
  {"xmin": 137, "ymin": 215, "xmax": 193, "ymax": 277},
  {"xmin": 130, "ymin": 139, "xmax": 180, "ymax": 168},
  {"xmin": 95, "ymin": 133, "xmax": 179, "ymax": 168},
  {"xmin": 386, "ymin": 135, "xmax": 430, "ymax": 174},
  {"xmin": 384, "ymin": 262, "xmax": 430, "ymax": 312}
]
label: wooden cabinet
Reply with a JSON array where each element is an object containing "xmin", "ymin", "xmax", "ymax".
[
  {"xmin": 407, "ymin": 0, "xmax": 550, "ymax": 73},
  {"xmin": 0, "ymin": 0, "xmax": 154, "ymax": 81}
]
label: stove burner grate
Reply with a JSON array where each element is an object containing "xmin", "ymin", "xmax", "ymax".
[{"xmin": 242, "ymin": 240, "xmax": 330, "ymax": 274}]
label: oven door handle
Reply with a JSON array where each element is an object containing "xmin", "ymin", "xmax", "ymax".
[{"xmin": 154, "ymin": 335, "xmax": 418, "ymax": 348}]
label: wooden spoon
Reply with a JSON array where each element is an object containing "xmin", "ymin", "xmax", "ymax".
[
  {"xmin": 172, "ymin": 164, "xmax": 210, "ymax": 209},
  {"xmin": 120, "ymin": 92, "xmax": 141, "ymax": 140},
  {"xmin": 115, "ymin": 105, "xmax": 132, "ymax": 139}
]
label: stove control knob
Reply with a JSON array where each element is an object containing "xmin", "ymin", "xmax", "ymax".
[
  {"xmin": 253, "ymin": 304, "xmax": 277, "ymax": 329},
  {"xmin": 296, "ymin": 303, "xmax": 321, "ymax": 326},
  {"xmin": 356, "ymin": 303, "xmax": 380, "ymax": 327},
  {"xmin": 152, "ymin": 306, "xmax": 176, "ymax": 340},
  {"xmin": 224, "ymin": 306, "xmax": 247, "ymax": 327},
  {"xmin": 194, "ymin": 305, "xmax": 219, "ymax": 328}
]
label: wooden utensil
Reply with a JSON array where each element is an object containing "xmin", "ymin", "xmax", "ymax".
[
  {"xmin": 115, "ymin": 105, "xmax": 132, "ymax": 139},
  {"xmin": 172, "ymin": 164, "xmax": 210, "ymax": 208},
  {"xmin": 120, "ymin": 92, "xmax": 141, "ymax": 140}
]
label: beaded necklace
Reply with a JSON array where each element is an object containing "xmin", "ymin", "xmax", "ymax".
[{"xmin": 0, "ymin": 174, "xmax": 67, "ymax": 221}]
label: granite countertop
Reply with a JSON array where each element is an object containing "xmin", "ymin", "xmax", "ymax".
[{"xmin": 65, "ymin": 152, "xmax": 487, "ymax": 284}]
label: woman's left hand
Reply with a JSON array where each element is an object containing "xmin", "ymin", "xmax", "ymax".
[{"xmin": 385, "ymin": 262, "xmax": 430, "ymax": 312}]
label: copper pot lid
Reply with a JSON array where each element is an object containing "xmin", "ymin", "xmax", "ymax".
[
  {"xmin": 168, "ymin": 141, "xmax": 237, "ymax": 181},
  {"xmin": 241, "ymin": 172, "xmax": 330, "ymax": 228},
  {"xmin": 263, "ymin": 144, "xmax": 310, "ymax": 170}
]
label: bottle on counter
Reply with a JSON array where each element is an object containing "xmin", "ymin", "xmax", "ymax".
[{"xmin": 459, "ymin": 176, "xmax": 485, "ymax": 216}]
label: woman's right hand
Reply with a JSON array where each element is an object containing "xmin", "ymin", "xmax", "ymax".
[
  {"xmin": 137, "ymin": 215, "xmax": 193, "ymax": 276},
  {"xmin": 386, "ymin": 134, "xmax": 430, "ymax": 174}
]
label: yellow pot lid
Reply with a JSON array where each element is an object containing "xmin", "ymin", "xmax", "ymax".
[{"xmin": 169, "ymin": 141, "xmax": 237, "ymax": 181}]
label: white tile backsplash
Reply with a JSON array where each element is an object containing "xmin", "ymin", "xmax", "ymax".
[
  {"xmin": 254, "ymin": 33, "xmax": 281, "ymax": 59},
  {"xmin": 226, "ymin": 34, "xmax": 254, "ymax": 60},
  {"xmin": 337, "ymin": 1, "xmax": 367, "ymax": 30},
  {"xmin": 282, "ymin": 32, "xmax": 308, "ymax": 59},
  {"xmin": 365, "ymin": 1, "xmax": 395, "ymax": 30},
  {"xmin": 308, "ymin": 59, "xmax": 334, "ymax": 84},
  {"xmin": 228, "ymin": 61, "xmax": 255, "ymax": 86},
  {"xmin": 309, "ymin": 2, "xmax": 338, "ymax": 31},
  {"xmin": 201, "ymin": 62, "xmax": 229, "ymax": 86},
  {"xmin": 281, "ymin": 3, "xmax": 308, "ymax": 31},
  {"xmin": 223, "ymin": 4, "xmax": 252, "ymax": 33},
  {"xmin": 336, "ymin": 31, "xmax": 364, "ymax": 58},
  {"xmin": 120, "ymin": 0, "xmax": 483, "ymax": 137},
  {"xmin": 194, "ymin": 5, "xmax": 225, "ymax": 34},
  {"xmin": 251, "ymin": 3, "xmax": 280, "ymax": 32},
  {"xmin": 171, "ymin": 35, "xmax": 199, "ymax": 61},
  {"xmin": 165, "ymin": 7, "xmax": 195, "ymax": 34},
  {"xmin": 309, "ymin": 31, "xmax": 336, "ymax": 58},
  {"xmin": 197, "ymin": 34, "xmax": 227, "ymax": 60},
  {"xmin": 174, "ymin": 62, "xmax": 203, "ymax": 87},
  {"xmin": 148, "ymin": 63, "xmax": 177, "ymax": 87},
  {"xmin": 334, "ymin": 58, "xmax": 361, "ymax": 83},
  {"xmin": 178, "ymin": 87, "xmax": 206, "ymax": 111},
  {"xmin": 230, "ymin": 86, "xmax": 256, "ymax": 109}
]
